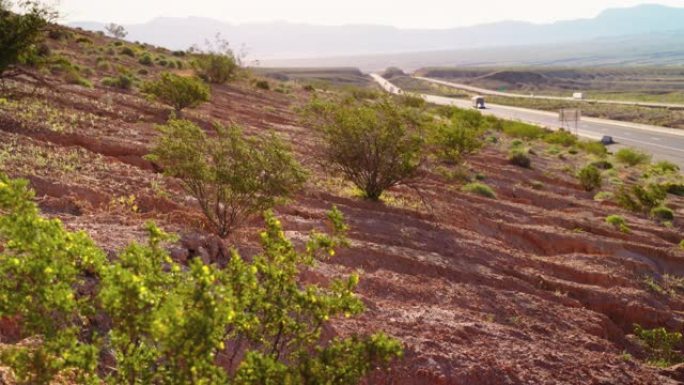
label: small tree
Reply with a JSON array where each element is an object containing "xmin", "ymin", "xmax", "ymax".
[
  {"xmin": 431, "ymin": 115, "xmax": 483, "ymax": 164},
  {"xmin": 0, "ymin": 173, "xmax": 403, "ymax": 384},
  {"xmin": 190, "ymin": 34, "xmax": 239, "ymax": 84},
  {"xmin": 304, "ymin": 97, "xmax": 423, "ymax": 200},
  {"xmin": 577, "ymin": 164, "xmax": 602, "ymax": 191},
  {"xmin": 147, "ymin": 119, "xmax": 307, "ymax": 237},
  {"xmin": 0, "ymin": 0, "xmax": 55, "ymax": 80},
  {"xmin": 104, "ymin": 22, "xmax": 127, "ymax": 39},
  {"xmin": 142, "ymin": 72, "xmax": 210, "ymax": 113}
]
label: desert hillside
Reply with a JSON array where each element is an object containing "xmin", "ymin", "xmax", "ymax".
[{"xmin": 3, "ymin": 24, "xmax": 684, "ymax": 384}]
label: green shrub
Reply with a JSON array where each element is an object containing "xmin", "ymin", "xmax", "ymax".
[
  {"xmin": 593, "ymin": 191, "xmax": 613, "ymax": 201},
  {"xmin": 0, "ymin": 1, "xmax": 52, "ymax": 79},
  {"xmin": 192, "ymin": 52, "xmax": 238, "ymax": 84},
  {"xmin": 577, "ymin": 140, "xmax": 608, "ymax": 157},
  {"xmin": 138, "ymin": 53, "xmax": 154, "ymax": 66},
  {"xmin": 605, "ymin": 214, "xmax": 630, "ymax": 233},
  {"xmin": 664, "ymin": 182, "xmax": 684, "ymax": 196},
  {"xmin": 615, "ymin": 148, "xmax": 651, "ymax": 166},
  {"xmin": 399, "ymin": 93, "xmax": 426, "ymax": 109},
  {"xmin": 462, "ymin": 182, "xmax": 496, "ymax": 199},
  {"xmin": 101, "ymin": 74, "xmax": 134, "ymax": 90},
  {"xmin": 509, "ymin": 150, "xmax": 531, "ymax": 168},
  {"xmin": 616, "ymin": 184, "xmax": 667, "ymax": 213},
  {"xmin": 430, "ymin": 118, "xmax": 483, "ymax": 164},
  {"xmin": 147, "ymin": 119, "xmax": 306, "ymax": 236},
  {"xmin": 634, "ymin": 325, "xmax": 683, "ymax": 367},
  {"xmin": 651, "ymin": 206, "xmax": 674, "ymax": 222},
  {"xmin": 502, "ymin": 121, "xmax": 547, "ymax": 140},
  {"xmin": 647, "ymin": 161, "xmax": 680, "ymax": 176},
  {"xmin": 544, "ymin": 130, "xmax": 577, "ymax": 147},
  {"xmin": 590, "ymin": 160, "xmax": 613, "ymax": 170},
  {"xmin": 302, "ymin": 97, "xmax": 423, "ymax": 200},
  {"xmin": 0, "ymin": 174, "xmax": 401, "ymax": 384},
  {"xmin": 577, "ymin": 165, "xmax": 602, "ymax": 191},
  {"xmin": 119, "ymin": 46, "xmax": 136, "ymax": 57},
  {"xmin": 75, "ymin": 36, "xmax": 92, "ymax": 45},
  {"xmin": 142, "ymin": 72, "xmax": 210, "ymax": 112},
  {"xmin": 255, "ymin": 79, "xmax": 270, "ymax": 90}
]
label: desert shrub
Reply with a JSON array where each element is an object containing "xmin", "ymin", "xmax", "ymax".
[
  {"xmin": 0, "ymin": 174, "xmax": 401, "ymax": 384},
  {"xmin": 64, "ymin": 69, "xmax": 92, "ymax": 88},
  {"xmin": 142, "ymin": 72, "xmax": 210, "ymax": 112},
  {"xmin": 302, "ymin": 84, "xmax": 315, "ymax": 92},
  {"xmin": 399, "ymin": 93, "xmax": 426, "ymax": 109},
  {"xmin": 651, "ymin": 206, "xmax": 674, "ymax": 222},
  {"xmin": 138, "ymin": 53, "xmax": 154, "ymax": 66},
  {"xmin": 96, "ymin": 59, "xmax": 111, "ymax": 71},
  {"xmin": 578, "ymin": 164, "xmax": 602, "ymax": 191},
  {"xmin": 192, "ymin": 53, "xmax": 238, "ymax": 84},
  {"xmin": 502, "ymin": 121, "xmax": 547, "ymax": 140},
  {"xmin": 75, "ymin": 36, "xmax": 92, "ymax": 45},
  {"xmin": 255, "ymin": 79, "xmax": 270, "ymax": 90},
  {"xmin": 171, "ymin": 50, "xmax": 186, "ymax": 57},
  {"xmin": 615, "ymin": 148, "xmax": 651, "ymax": 166},
  {"xmin": 605, "ymin": 214, "xmax": 630, "ymax": 233},
  {"xmin": 147, "ymin": 119, "xmax": 306, "ymax": 236},
  {"xmin": 544, "ymin": 129, "xmax": 577, "ymax": 147},
  {"xmin": 616, "ymin": 184, "xmax": 667, "ymax": 213},
  {"xmin": 430, "ymin": 117, "xmax": 483, "ymax": 164},
  {"xmin": 646, "ymin": 160, "xmax": 680, "ymax": 176},
  {"xmin": 577, "ymin": 140, "xmax": 608, "ymax": 157},
  {"xmin": 634, "ymin": 325, "xmax": 683, "ymax": 367},
  {"xmin": 462, "ymin": 182, "xmax": 496, "ymax": 199},
  {"xmin": 137, "ymin": 68, "xmax": 148, "ymax": 75},
  {"xmin": 345, "ymin": 86, "xmax": 381, "ymax": 101},
  {"xmin": 119, "ymin": 46, "xmax": 136, "ymax": 57},
  {"xmin": 303, "ymin": 97, "xmax": 423, "ymax": 200},
  {"xmin": 664, "ymin": 182, "xmax": 684, "ymax": 196},
  {"xmin": 101, "ymin": 74, "xmax": 134, "ymax": 90},
  {"xmin": 0, "ymin": 1, "xmax": 53, "ymax": 79},
  {"xmin": 594, "ymin": 191, "xmax": 613, "ymax": 201},
  {"xmin": 509, "ymin": 150, "xmax": 531, "ymax": 168},
  {"xmin": 590, "ymin": 160, "xmax": 613, "ymax": 170},
  {"xmin": 104, "ymin": 22, "xmax": 127, "ymax": 39}
]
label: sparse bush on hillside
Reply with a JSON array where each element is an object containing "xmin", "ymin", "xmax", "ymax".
[
  {"xmin": 0, "ymin": 0, "xmax": 54, "ymax": 79},
  {"xmin": 615, "ymin": 147, "xmax": 651, "ymax": 166},
  {"xmin": 577, "ymin": 140, "xmax": 608, "ymax": 157},
  {"xmin": 119, "ymin": 46, "xmax": 136, "ymax": 57},
  {"xmin": 634, "ymin": 324, "xmax": 683, "ymax": 367},
  {"xmin": 138, "ymin": 52, "xmax": 153, "ymax": 66},
  {"xmin": 255, "ymin": 79, "xmax": 270, "ymax": 90},
  {"xmin": 0, "ymin": 173, "xmax": 401, "ymax": 384},
  {"xmin": 616, "ymin": 183, "xmax": 667, "ymax": 213},
  {"xmin": 303, "ymin": 97, "xmax": 423, "ymax": 201},
  {"xmin": 430, "ymin": 115, "xmax": 483, "ymax": 164},
  {"xmin": 502, "ymin": 121, "xmax": 547, "ymax": 140},
  {"xmin": 101, "ymin": 74, "xmax": 134, "ymax": 90},
  {"xmin": 651, "ymin": 206, "xmax": 674, "ymax": 222},
  {"xmin": 399, "ymin": 93, "xmax": 426, "ymax": 109},
  {"xmin": 104, "ymin": 22, "xmax": 127, "ymax": 39},
  {"xmin": 142, "ymin": 72, "xmax": 210, "ymax": 112},
  {"xmin": 646, "ymin": 160, "xmax": 680, "ymax": 177},
  {"xmin": 605, "ymin": 214, "xmax": 630, "ymax": 233},
  {"xmin": 509, "ymin": 150, "xmax": 531, "ymax": 168},
  {"xmin": 190, "ymin": 35, "xmax": 239, "ymax": 84},
  {"xmin": 147, "ymin": 119, "xmax": 307, "ymax": 236},
  {"xmin": 578, "ymin": 164, "xmax": 602, "ymax": 191},
  {"xmin": 462, "ymin": 182, "xmax": 496, "ymax": 199},
  {"xmin": 590, "ymin": 159, "xmax": 613, "ymax": 170},
  {"xmin": 544, "ymin": 129, "xmax": 577, "ymax": 147}
]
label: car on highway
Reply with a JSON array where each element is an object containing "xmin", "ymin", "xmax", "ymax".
[
  {"xmin": 472, "ymin": 96, "xmax": 486, "ymax": 109},
  {"xmin": 600, "ymin": 135, "xmax": 615, "ymax": 145}
]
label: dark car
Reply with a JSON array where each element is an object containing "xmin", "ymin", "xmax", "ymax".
[{"xmin": 600, "ymin": 135, "xmax": 615, "ymax": 145}]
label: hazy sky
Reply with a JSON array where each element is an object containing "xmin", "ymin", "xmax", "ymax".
[{"xmin": 58, "ymin": 0, "xmax": 684, "ymax": 28}]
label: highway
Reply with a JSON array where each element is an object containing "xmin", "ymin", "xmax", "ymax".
[
  {"xmin": 370, "ymin": 74, "xmax": 684, "ymax": 168},
  {"xmin": 417, "ymin": 76, "xmax": 684, "ymax": 110}
]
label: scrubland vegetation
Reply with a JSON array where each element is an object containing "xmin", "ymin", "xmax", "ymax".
[{"xmin": 3, "ymin": 2, "xmax": 684, "ymax": 382}]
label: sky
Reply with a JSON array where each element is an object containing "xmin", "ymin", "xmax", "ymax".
[{"xmin": 57, "ymin": 0, "xmax": 684, "ymax": 28}]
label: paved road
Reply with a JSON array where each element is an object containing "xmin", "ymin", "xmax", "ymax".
[
  {"xmin": 417, "ymin": 76, "xmax": 684, "ymax": 110},
  {"xmin": 370, "ymin": 74, "xmax": 684, "ymax": 168}
]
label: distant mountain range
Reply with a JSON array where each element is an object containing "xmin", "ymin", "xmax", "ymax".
[{"xmin": 71, "ymin": 4, "xmax": 684, "ymax": 69}]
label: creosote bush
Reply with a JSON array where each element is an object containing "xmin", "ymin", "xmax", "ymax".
[
  {"xmin": 615, "ymin": 147, "xmax": 651, "ymax": 167},
  {"xmin": 0, "ymin": 173, "xmax": 402, "ymax": 384},
  {"xmin": 605, "ymin": 214, "xmax": 630, "ymax": 233},
  {"xmin": 634, "ymin": 324, "xmax": 683, "ymax": 367},
  {"xmin": 0, "ymin": 0, "xmax": 54, "ymax": 79},
  {"xmin": 508, "ymin": 150, "xmax": 531, "ymax": 168},
  {"xmin": 616, "ymin": 184, "xmax": 667, "ymax": 213},
  {"xmin": 430, "ymin": 109, "xmax": 484, "ymax": 164},
  {"xmin": 578, "ymin": 164, "xmax": 602, "ymax": 191},
  {"xmin": 147, "ymin": 119, "xmax": 307, "ymax": 237},
  {"xmin": 461, "ymin": 182, "xmax": 496, "ymax": 199},
  {"xmin": 651, "ymin": 206, "xmax": 674, "ymax": 222},
  {"xmin": 303, "ymin": 97, "xmax": 423, "ymax": 201},
  {"xmin": 142, "ymin": 72, "xmax": 210, "ymax": 112}
]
